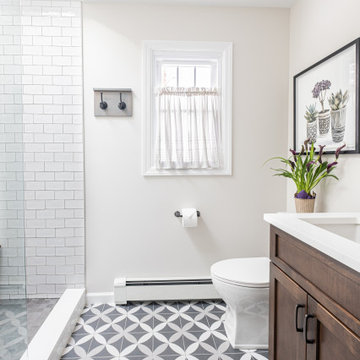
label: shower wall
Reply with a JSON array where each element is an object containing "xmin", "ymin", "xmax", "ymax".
[
  {"xmin": 0, "ymin": 0, "xmax": 25, "ymax": 300},
  {"xmin": 21, "ymin": 0, "xmax": 84, "ymax": 297}
]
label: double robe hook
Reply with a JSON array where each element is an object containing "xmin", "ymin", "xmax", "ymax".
[
  {"xmin": 94, "ymin": 88, "xmax": 132, "ymax": 117},
  {"xmin": 99, "ymin": 92, "xmax": 127, "ymax": 111}
]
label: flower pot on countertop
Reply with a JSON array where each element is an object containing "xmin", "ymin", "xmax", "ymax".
[
  {"xmin": 268, "ymin": 140, "xmax": 344, "ymax": 216},
  {"xmin": 294, "ymin": 196, "xmax": 315, "ymax": 213},
  {"xmin": 318, "ymin": 110, "xmax": 330, "ymax": 136}
]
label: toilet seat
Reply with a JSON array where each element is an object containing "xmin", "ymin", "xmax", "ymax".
[{"xmin": 211, "ymin": 257, "xmax": 269, "ymax": 288}]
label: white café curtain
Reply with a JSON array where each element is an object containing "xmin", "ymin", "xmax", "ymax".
[{"xmin": 154, "ymin": 87, "xmax": 222, "ymax": 170}]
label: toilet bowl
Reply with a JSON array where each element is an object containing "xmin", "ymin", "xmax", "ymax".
[{"xmin": 211, "ymin": 257, "xmax": 270, "ymax": 350}]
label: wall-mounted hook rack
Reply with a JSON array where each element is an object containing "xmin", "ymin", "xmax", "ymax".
[{"xmin": 94, "ymin": 88, "xmax": 132, "ymax": 117}]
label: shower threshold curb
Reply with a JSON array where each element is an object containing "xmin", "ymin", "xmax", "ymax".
[{"xmin": 21, "ymin": 288, "xmax": 86, "ymax": 360}]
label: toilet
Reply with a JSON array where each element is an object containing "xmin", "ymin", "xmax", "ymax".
[{"xmin": 211, "ymin": 257, "xmax": 270, "ymax": 350}]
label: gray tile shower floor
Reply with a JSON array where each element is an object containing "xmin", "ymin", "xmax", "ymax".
[
  {"xmin": 61, "ymin": 300, "xmax": 268, "ymax": 360},
  {"xmin": 26, "ymin": 298, "xmax": 58, "ymax": 340},
  {"xmin": 0, "ymin": 299, "xmax": 27, "ymax": 360},
  {"xmin": 0, "ymin": 298, "xmax": 57, "ymax": 360}
]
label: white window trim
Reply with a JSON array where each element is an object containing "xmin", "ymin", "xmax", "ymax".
[{"xmin": 142, "ymin": 40, "xmax": 233, "ymax": 176}]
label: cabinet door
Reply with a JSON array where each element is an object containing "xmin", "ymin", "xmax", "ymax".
[
  {"xmin": 269, "ymin": 263, "xmax": 307, "ymax": 360},
  {"xmin": 306, "ymin": 296, "xmax": 360, "ymax": 360}
]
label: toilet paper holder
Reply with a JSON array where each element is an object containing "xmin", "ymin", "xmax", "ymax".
[{"xmin": 174, "ymin": 210, "xmax": 200, "ymax": 218}]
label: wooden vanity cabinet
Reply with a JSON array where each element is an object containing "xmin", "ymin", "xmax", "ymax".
[
  {"xmin": 269, "ymin": 225, "xmax": 360, "ymax": 360},
  {"xmin": 270, "ymin": 264, "xmax": 306, "ymax": 360}
]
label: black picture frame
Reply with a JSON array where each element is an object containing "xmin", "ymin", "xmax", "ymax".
[{"xmin": 293, "ymin": 37, "xmax": 360, "ymax": 154}]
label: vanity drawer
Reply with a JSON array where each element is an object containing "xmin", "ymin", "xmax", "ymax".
[{"xmin": 270, "ymin": 225, "xmax": 360, "ymax": 334}]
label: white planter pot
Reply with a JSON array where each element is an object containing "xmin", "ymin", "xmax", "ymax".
[
  {"xmin": 318, "ymin": 110, "xmax": 330, "ymax": 136},
  {"xmin": 331, "ymin": 107, "xmax": 347, "ymax": 143},
  {"xmin": 306, "ymin": 120, "xmax": 317, "ymax": 144}
]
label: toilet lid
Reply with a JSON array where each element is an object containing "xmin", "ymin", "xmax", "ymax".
[{"xmin": 211, "ymin": 257, "xmax": 270, "ymax": 288}]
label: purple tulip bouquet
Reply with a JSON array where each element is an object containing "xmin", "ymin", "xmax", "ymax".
[{"xmin": 268, "ymin": 140, "xmax": 345, "ymax": 200}]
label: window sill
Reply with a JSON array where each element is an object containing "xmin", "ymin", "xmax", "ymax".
[{"xmin": 143, "ymin": 167, "xmax": 232, "ymax": 176}]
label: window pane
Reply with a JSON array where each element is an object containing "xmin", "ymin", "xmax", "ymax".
[
  {"xmin": 178, "ymin": 66, "xmax": 195, "ymax": 87},
  {"xmin": 161, "ymin": 65, "xmax": 177, "ymax": 87},
  {"xmin": 196, "ymin": 65, "xmax": 212, "ymax": 88}
]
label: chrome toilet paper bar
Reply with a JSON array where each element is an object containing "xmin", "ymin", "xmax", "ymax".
[{"xmin": 174, "ymin": 210, "xmax": 200, "ymax": 218}]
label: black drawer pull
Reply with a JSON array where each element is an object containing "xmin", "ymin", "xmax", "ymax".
[
  {"xmin": 304, "ymin": 314, "xmax": 316, "ymax": 344},
  {"xmin": 295, "ymin": 304, "xmax": 305, "ymax": 332}
]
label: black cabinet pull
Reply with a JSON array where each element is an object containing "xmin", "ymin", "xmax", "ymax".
[
  {"xmin": 304, "ymin": 314, "xmax": 316, "ymax": 344},
  {"xmin": 295, "ymin": 304, "xmax": 305, "ymax": 332}
]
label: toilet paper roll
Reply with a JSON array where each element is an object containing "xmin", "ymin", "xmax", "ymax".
[{"xmin": 181, "ymin": 208, "xmax": 198, "ymax": 227}]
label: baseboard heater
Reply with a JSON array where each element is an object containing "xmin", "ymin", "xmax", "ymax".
[{"xmin": 114, "ymin": 277, "xmax": 220, "ymax": 304}]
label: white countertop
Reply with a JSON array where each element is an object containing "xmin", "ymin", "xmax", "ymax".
[{"xmin": 264, "ymin": 212, "xmax": 360, "ymax": 274}]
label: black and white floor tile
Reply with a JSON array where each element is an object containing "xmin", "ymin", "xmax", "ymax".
[
  {"xmin": 0, "ymin": 298, "xmax": 58, "ymax": 360},
  {"xmin": 0, "ymin": 299, "xmax": 27, "ymax": 360},
  {"xmin": 61, "ymin": 300, "xmax": 268, "ymax": 360}
]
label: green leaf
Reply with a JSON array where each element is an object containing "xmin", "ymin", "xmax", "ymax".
[{"xmin": 263, "ymin": 156, "xmax": 289, "ymax": 166}]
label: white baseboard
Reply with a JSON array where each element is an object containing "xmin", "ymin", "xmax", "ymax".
[
  {"xmin": 124, "ymin": 283, "xmax": 220, "ymax": 303},
  {"xmin": 87, "ymin": 280, "xmax": 220, "ymax": 305},
  {"xmin": 21, "ymin": 288, "xmax": 85, "ymax": 360},
  {"xmin": 86, "ymin": 291, "xmax": 114, "ymax": 305}
]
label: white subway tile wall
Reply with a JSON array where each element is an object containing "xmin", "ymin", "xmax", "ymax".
[
  {"xmin": 0, "ymin": 0, "xmax": 84, "ymax": 298},
  {"xmin": 0, "ymin": 0, "xmax": 26, "ymax": 300},
  {"xmin": 22, "ymin": 0, "xmax": 84, "ymax": 298}
]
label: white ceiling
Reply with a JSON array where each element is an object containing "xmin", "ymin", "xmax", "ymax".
[{"xmin": 86, "ymin": 0, "xmax": 297, "ymax": 8}]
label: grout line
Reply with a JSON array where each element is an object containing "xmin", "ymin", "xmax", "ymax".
[
  {"xmin": 118, "ymin": 306, "xmax": 128, "ymax": 353},
  {"xmin": 85, "ymin": 303, "xmax": 105, "ymax": 353}
]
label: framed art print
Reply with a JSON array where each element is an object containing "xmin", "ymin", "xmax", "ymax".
[{"xmin": 294, "ymin": 38, "xmax": 360, "ymax": 154}]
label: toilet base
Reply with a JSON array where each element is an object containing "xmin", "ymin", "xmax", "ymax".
[
  {"xmin": 210, "ymin": 257, "xmax": 270, "ymax": 351},
  {"xmin": 224, "ymin": 322, "xmax": 268, "ymax": 350},
  {"xmin": 223, "ymin": 295, "xmax": 269, "ymax": 350},
  {"xmin": 225, "ymin": 328, "xmax": 268, "ymax": 350}
]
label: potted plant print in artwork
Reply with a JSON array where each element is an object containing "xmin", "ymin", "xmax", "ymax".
[
  {"xmin": 305, "ymin": 104, "xmax": 318, "ymax": 143},
  {"xmin": 293, "ymin": 38, "xmax": 360, "ymax": 155},
  {"xmin": 329, "ymin": 89, "xmax": 349, "ymax": 142},
  {"xmin": 312, "ymin": 80, "xmax": 331, "ymax": 136}
]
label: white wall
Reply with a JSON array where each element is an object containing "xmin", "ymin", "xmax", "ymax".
[
  {"xmin": 288, "ymin": 0, "xmax": 360, "ymax": 212},
  {"xmin": 83, "ymin": 3, "xmax": 289, "ymax": 293}
]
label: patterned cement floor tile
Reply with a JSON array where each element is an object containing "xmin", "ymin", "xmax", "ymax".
[{"xmin": 61, "ymin": 300, "xmax": 268, "ymax": 360}]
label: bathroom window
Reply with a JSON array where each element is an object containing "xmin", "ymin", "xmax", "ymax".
[
  {"xmin": 142, "ymin": 41, "xmax": 232, "ymax": 176},
  {"xmin": 160, "ymin": 63, "xmax": 215, "ymax": 88}
]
